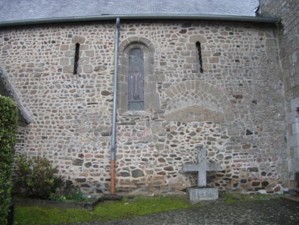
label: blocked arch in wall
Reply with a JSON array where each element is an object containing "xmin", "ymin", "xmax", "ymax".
[
  {"xmin": 118, "ymin": 37, "xmax": 159, "ymax": 113},
  {"xmin": 163, "ymin": 80, "xmax": 233, "ymax": 122}
]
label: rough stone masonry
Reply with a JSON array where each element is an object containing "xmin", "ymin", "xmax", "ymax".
[
  {"xmin": 0, "ymin": 19, "xmax": 288, "ymax": 195},
  {"xmin": 259, "ymin": 0, "xmax": 299, "ymax": 190}
]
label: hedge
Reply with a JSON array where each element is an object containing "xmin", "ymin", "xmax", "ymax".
[{"xmin": 0, "ymin": 95, "xmax": 18, "ymax": 225}]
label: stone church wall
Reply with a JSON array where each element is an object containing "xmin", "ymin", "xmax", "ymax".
[
  {"xmin": 0, "ymin": 20, "xmax": 287, "ymax": 195},
  {"xmin": 260, "ymin": 0, "xmax": 299, "ymax": 188}
]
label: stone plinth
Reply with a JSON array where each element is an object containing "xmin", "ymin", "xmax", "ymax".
[{"xmin": 187, "ymin": 187, "xmax": 218, "ymax": 203}]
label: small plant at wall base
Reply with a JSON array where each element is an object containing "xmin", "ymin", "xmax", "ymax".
[
  {"xmin": 0, "ymin": 96, "xmax": 18, "ymax": 225},
  {"xmin": 50, "ymin": 181, "xmax": 86, "ymax": 202},
  {"xmin": 14, "ymin": 156, "xmax": 64, "ymax": 199}
]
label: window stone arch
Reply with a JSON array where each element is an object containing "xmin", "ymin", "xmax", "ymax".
[{"xmin": 118, "ymin": 37, "xmax": 159, "ymax": 113}]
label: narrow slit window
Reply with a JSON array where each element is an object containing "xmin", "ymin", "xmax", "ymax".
[
  {"xmin": 128, "ymin": 48, "xmax": 144, "ymax": 111},
  {"xmin": 196, "ymin": 41, "xmax": 204, "ymax": 73},
  {"xmin": 73, "ymin": 43, "xmax": 80, "ymax": 74}
]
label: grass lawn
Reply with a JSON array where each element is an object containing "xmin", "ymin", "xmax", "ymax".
[
  {"xmin": 14, "ymin": 192, "xmax": 280, "ymax": 225},
  {"xmin": 14, "ymin": 195, "xmax": 194, "ymax": 225}
]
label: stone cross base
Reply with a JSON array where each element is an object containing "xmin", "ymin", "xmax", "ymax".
[{"xmin": 187, "ymin": 187, "xmax": 218, "ymax": 203}]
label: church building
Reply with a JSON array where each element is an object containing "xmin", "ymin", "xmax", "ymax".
[{"xmin": 0, "ymin": 0, "xmax": 298, "ymax": 196}]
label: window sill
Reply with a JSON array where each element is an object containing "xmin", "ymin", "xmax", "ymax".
[{"xmin": 122, "ymin": 110, "xmax": 151, "ymax": 117}]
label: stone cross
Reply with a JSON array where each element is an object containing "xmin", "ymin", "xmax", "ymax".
[{"xmin": 181, "ymin": 148, "xmax": 221, "ymax": 187}]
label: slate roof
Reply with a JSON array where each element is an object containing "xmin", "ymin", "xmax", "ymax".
[{"xmin": 0, "ymin": 0, "xmax": 260, "ymax": 22}]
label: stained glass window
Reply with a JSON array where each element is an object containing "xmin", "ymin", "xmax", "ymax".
[{"xmin": 128, "ymin": 48, "xmax": 144, "ymax": 111}]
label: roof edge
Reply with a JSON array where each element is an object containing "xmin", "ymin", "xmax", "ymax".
[
  {"xmin": 0, "ymin": 14, "xmax": 280, "ymax": 27},
  {"xmin": 0, "ymin": 67, "xmax": 33, "ymax": 124}
]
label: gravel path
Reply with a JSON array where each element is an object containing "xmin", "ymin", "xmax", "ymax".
[{"xmin": 73, "ymin": 198, "xmax": 299, "ymax": 225}]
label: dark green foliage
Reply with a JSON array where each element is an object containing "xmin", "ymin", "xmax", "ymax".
[
  {"xmin": 0, "ymin": 96, "xmax": 18, "ymax": 225},
  {"xmin": 14, "ymin": 156, "xmax": 64, "ymax": 199}
]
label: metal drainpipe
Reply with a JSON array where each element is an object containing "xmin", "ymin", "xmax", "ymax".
[{"xmin": 110, "ymin": 17, "xmax": 120, "ymax": 195}]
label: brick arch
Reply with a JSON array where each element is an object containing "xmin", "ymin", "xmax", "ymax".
[
  {"xmin": 163, "ymin": 80, "xmax": 232, "ymax": 122},
  {"xmin": 189, "ymin": 34, "xmax": 207, "ymax": 44},
  {"xmin": 119, "ymin": 37, "xmax": 155, "ymax": 55}
]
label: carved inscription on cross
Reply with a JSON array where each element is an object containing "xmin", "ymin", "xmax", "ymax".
[{"xmin": 181, "ymin": 148, "xmax": 221, "ymax": 187}]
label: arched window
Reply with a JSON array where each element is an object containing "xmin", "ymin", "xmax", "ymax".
[
  {"xmin": 118, "ymin": 37, "xmax": 159, "ymax": 114},
  {"xmin": 128, "ymin": 48, "xmax": 144, "ymax": 111}
]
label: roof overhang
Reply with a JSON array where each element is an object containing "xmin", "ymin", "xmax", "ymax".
[
  {"xmin": 0, "ymin": 67, "xmax": 33, "ymax": 124},
  {"xmin": 0, "ymin": 14, "xmax": 281, "ymax": 27}
]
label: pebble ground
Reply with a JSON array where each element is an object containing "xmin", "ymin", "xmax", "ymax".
[{"xmin": 74, "ymin": 198, "xmax": 299, "ymax": 225}]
